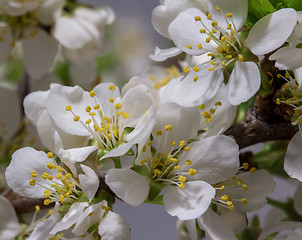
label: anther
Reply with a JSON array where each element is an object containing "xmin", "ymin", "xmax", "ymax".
[
  {"xmin": 65, "ymin": 105, "xmax": 72, "ymax": 111},
  {"xmin": 89, "ymin": 91, "xmax": 96, "ymax": 97}
]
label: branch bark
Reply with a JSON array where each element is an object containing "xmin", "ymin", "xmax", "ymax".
[{"xmin": 224, "ymin": 104, "xmax": 298, "ymax": 149}]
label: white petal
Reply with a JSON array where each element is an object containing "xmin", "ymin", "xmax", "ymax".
[
  {"xmin": 152, "ymin": 102, "xmax": 201, "ymax": 154},
  {"xmin": 162, "ymin": 64, "xmax": 223, "ymax": 107},
  {"xmin": 79, "ymin": 164, "xmax": 99, "ymax": 201},
  {"xmin": 72, "ymin": 201, "xmax": 107, "ymax": 235},
  {"xmin": 208, "ymin": 0, "xmax": 248, "ymax": 31},
  {"xmin": 105, "ymin": 168, "xmax": 150, "ymax": 206},
  {"xmin": 24, "ymin": 89, "xmax": 49, "ymax": 125},
  {"xmin": 5, "ymin": 147, "xmax": 52, "ymax": 198},
  {"xmin": 245, "ymin": 8, "xmax": 298, "ymax": 55},
  {"xmin": 197, "ymin": 208, "xmax": 237, "ymax": 240},
  {"xmin": 294, "ymin": 67, "xmax": 302, "ymax": 86},
  {"xmin": 227, "ymin": 61, "xmax": 261, "ymax": 105},
  {"xmin": 100, "ymin": 141, "xmax": 134, "ymax": 161},
  {"xmin": 202, "ymin": 84, "xmax": 237, "ymax": 136},
  {"xmin": 152, "ymin": 0, "xmax": 207, "ymax": 38},
  {"xmin": 284, "ymin": 132, "xmax": 302, "ymax": 181},
  {"xmin": 47, "ymin": 85, "xmax": 95, "ymax": 136},
  {"xmin": 74, "ymin": 7, "xmax": 115, "ymax": 29},
  {"xmin": 28, "ymin": 203, "xmax": 61, "ymax": 240},
  {"xmin": 168, "ymin": 8, "xmax": 218, "ymax": 55},
  {"xmin": 163, "ymin": 181, "xmax": 215, "ymax": 220},
  {"xmin": 121, "ymin": 76, "xmax": 160, "ymax": 111},
  {"xmin": 98, "ymin": 211, "xmax": 131, "ymax": 240},
  {"xmin": 93, "ymin": 83, "xmax": 120, "ymax": 117},
  {"xmin": 53, "ymin": 16, "xmax": 92, "ymax": 49},
  {"xmin": 62, "ymin": 146, "xmax": 98, "ymax": 164},
  {"xmin": 269, "ymin": 47, "xmax": 302, "ymax": 70},
  {"xmin": 36, "ymin": 110, "xmax": 63, "ymax": 152},
  {"xmin": 220, "ymin": 209, "xmax": 247, "ymax": 234},
  {"xmin": 23, "ymin": 29, "xmax": 59, "ymax": 79},
  {"xmin": 0, "ymin": 196, "xmax": 20, "ymax": 239},
  {"xmin": 50, "ymin": 202, "xmax": 89, "ymax": 234},
  {"xmin": 149, "ymin": 46, "xmax": 182, "ymax": 61},
  {"xmin": 120, "ymin": 84, "xmax": 154, "ymax": 127},
  {"xmin": 178, "ymin": 135, "xmax": 239, "ymax": 184},
  {"xmin": 219, "ymin": 170, "xmax": 275, "ymax": 212},
  {"xmin": 258, "ymin": 222, "xmax": 302, "ymax": 240},
  {"xmin": 37, "ymin": 0, "xmax": 64, "ymax": 25}
]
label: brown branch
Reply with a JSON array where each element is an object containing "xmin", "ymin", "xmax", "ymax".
[{"xmin": 224, "ymin": 105, "xmax": 298, "ymax": 149}]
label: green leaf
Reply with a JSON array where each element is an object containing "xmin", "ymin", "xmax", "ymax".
[
  {"xmin": 254, "ymin": 141, "xmax": 288, "ymax": 177},
  {"xmin": 235, "ymin": 94, "xmax": 256, "ymax": 122},
  {"xmin": 131, "ymin": 165, "xmax": 149, "ymax": 176},
  {"xmin": 144, "ymin": 194, "xmax": 164, "ymax": 205},
  {"xmin": 258, "ymin": 68, "xmax": 273, "ymax": 97},
  {"xmin": 148, "ymin": 181, "xmax": 164, "ymax": 202},
  {"xmin": 93, "ymin": 190, "xmax": 115, "ymax": 207},
  {"xmin": 248, "ymin": 0, "xmax": 276, "ymax": 24},
  {"xmin": 287, "ymin": 0, "xmax": 302, "ymax": 10}
]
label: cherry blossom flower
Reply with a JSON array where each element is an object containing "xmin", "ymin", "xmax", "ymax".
[
  {"xmin": 0, "ymin": 0, "xmax": 62, "ymax": 78},
  {"xmin": 46, "ymin": 82, "xmax": 155, "ymax": 161},
  {"xmin": 154, "ymin": 0, "xmax": 297, "ymax": 105},
  {"xmin": 106, "ymin": 102, "xmax": 239, "ymax": 220}
]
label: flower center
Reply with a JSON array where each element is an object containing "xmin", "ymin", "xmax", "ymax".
[
  {"xmin": 65, "ymin": 85, "xmax": 131, "ymax": 152},
  {"xmin": 139, "ymin": 124, "xmax": 197, "ymax": 189},
  {"xmin": 29, "ymin": 152, "xmax": 82, "ymax": 206},
  {"xmin": 276, "ymin": 72, "xmax": 302, "ymax": 131}
]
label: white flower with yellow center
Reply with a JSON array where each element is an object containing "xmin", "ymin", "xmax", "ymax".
[
  {"xmin": 5, "ymin": 147, "xmax": 99, "ymax": 206},
  {"xmin": 106, "ymin": 103, "xmax": 239, "ymax": 220},
  {"xmin": 53, "ymin": 6, "xmax": 115, "ymax": 65},
  {"xmin": 163, "ymin": 0, "xmax": 297, "ymax": 105},
  {"xmin": 0, "ymin": 0, "xmax": 62, "ymax": 78},
  {"xmin": 46, "ymin": 82, "xmax": 155, "ymax": 161}
]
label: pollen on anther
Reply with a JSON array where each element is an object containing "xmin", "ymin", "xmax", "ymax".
[
  {"xmin": 86, "ymin": 106, "xmax": 92, "ymax": 112},
  {"xmin": 184, "ymin": 67, "xmax": 190, "ymax": 73},
  {"xmin": 156, "ymin": 130, "xmax": 163, "ymax": 136},
  {"xmin": 47, "ymin": 152, "xmax": 53, "ymax": 158},
  {"xmin": 184, "ymin": 147, "xmax": 190, "ymax": 151},
  {"xmin": 226, "ymin": 13, "xmax": 233, "ymax": 18},
  {"xmin": 94, "ymin": 104, "xmax": 100, "ymax": 110},
  {"xmin": 197, "ymin": 44, "xmax": 203, "ymax": 49},
  {"xmin": 109, "ymin": 84, "xmax": 116, "ymax": 90},
  {"xmin": 109, "ymin": 98, "xmax": 114, "ymax": 103},
  {"xmin": 193, "ymin": 67, "xmax": 199, "ymax": 72},
  {"xmin": 194, "ymin": 16, "xmax": 201, "ymax": 21},
  {"xmin": 89, "ymin": 91, "xmax": 96, "ymax": 97},
  {"xmin": 65, "ymin": 105, "xmax": 72, "ymax": 111},
  {"xmin": 188, "ymin": 168, "xmax": 196, "ymax": 175},
  {"xmin": 73, "ymin": 116, "xmax": 80, "ymax": 122}
]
